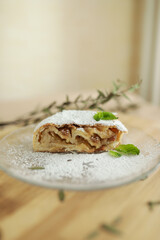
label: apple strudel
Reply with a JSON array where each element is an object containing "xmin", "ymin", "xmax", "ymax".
[{"xmin": 33, "ymin": 110, "xmax": 128, "ymax": 153}]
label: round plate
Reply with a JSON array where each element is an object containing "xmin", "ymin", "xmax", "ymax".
[{"xmin": 0, "ymin": 125, "xmax": 160, "ymax": 191}]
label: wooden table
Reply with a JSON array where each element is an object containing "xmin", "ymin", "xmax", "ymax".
[{"xmin": 0, "ymin": 93, "xmax": 160, "ymax": 240}]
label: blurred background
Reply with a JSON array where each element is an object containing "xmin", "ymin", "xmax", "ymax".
[{"xmin": 0, "ymin": 0, "xmax": 160, "ymax": 104}]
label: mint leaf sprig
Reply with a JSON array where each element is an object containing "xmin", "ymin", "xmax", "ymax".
[
  {"xmin": 93, "ymin": 111, "xmax": 118, "ymax": 121},
  {"xmin": 116, "ymin": 144, "xmax": 140, "ymax": 155},
  {"xmin": 109, "ymin": 144, "xmax": 140, "ymax": 157}
]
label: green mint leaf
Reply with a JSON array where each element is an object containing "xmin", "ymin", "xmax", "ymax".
[
  {"xmin": 109, "ymin": 151, "xmax": 122, "ymax": 158},
  {"xmin": 115, "ymin": 144, "xmax": 140, "ymax": 155},
  {"xmin": 93, "ymin": 111, "xmax": 118, "ymax": 121},
  {"xmin": 28, "ymin": 166, "xmax": 45, "ymax": 170}
]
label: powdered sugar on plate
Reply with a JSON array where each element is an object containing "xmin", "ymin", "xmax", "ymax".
[{"xmin": 0, "ymin": 125, "xmax": 160, "ymax": 190}]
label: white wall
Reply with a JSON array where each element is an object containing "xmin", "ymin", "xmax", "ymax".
[
  {"xmin": 0, "ymin": 0, "xmax": 136, "ymax": 100},
  {"xmin": 139, "ymin": 0, "xmax": 160, "ymax": 105}
]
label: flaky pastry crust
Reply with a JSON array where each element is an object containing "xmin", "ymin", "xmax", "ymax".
[{"xmin": 33, "ymin": 122, "xmax": 126, "ymax": 153}]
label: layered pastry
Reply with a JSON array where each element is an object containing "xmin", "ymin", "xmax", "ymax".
[{"xmin": 33, "ymin": 110, "xmax": 128, "ymax": 153}]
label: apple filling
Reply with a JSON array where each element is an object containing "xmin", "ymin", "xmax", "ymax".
[{"xmin": 33, "ymin": 124, "xmax": 123, "ymax": 153}]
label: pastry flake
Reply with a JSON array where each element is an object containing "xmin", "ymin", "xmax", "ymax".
[{"xmin": 33, "ymin": 110, "xmax": 128, "ymax": 153}]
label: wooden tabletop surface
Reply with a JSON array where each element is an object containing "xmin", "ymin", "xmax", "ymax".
[{"xmin": 0, "ymin": 92, "xmax": 160, "ymax": 240}]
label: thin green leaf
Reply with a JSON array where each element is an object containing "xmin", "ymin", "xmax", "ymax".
[
  {"xmin": 58, "ymin": 190, "xmax": 65, "ymax": 202},
  {"xmin": 122, "ymin": 93, "xmax": 131, "ymax": 101},
  {"xmin": 96, "ymin": 106, "xmax": 104, "ymax": 111},
  {"xmin": 86, "ymin": 231, "xmax": 99, "ymax": 239},
  {"xmin": 100, "ymin": 223, "xmax": 122, "ymax": 236},
  {"xmin": 112, "ymin": 81, "xmax": 119, "ymax": 93},
  {"xmin": 47, "ymin": 101, "xmax": 56, "ymax": 109},
  {"xmin": 74, "ymin": 94, "xmax": 81, "ymax": 103},
  {"xmin": 97, "ymin": 89, "xmax": 105, "ymax": 98},
  {"xmin": 29, "ymin": 110, "xmax": 38, "ymax": 116},
  {"xmin": 128, "ymin": 81, "xmax": 142, "ymax": 92},
  {"xmin": 56, "ymin": 105, "xmax": 64, "ymax": 111},
  {"xmin": 140, "ymin": 175, "xmax": 148, "ymax": 181},
  {"xmin": 147, "ymin": 201, "xmax": 160, "ymax": 211},
  {"xmin": 89, "ymin": 103, "xmax": 97, "ymax": 109},
  {"xmin": 42, "ymin": 108, "xmax": 52, "ymax": 115},
  {"xmin": 28, "ymin": 166, "xmax": 45, "ymax": 170},
  {"xmin": 66, "ymin": 95, "xmax": 69, "ymax": 102}
]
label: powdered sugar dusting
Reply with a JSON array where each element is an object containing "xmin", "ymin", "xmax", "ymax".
[
  {"xmin": 77, "ymin": 127, "xmax": 85, "ymax": 132},
  {"xmin": 34, "ymin": 110, "xmax": 128, "ymax": 132},
  {"xmin": 0, "ymin": 125, "xmax": 160, "ymax": 190}
]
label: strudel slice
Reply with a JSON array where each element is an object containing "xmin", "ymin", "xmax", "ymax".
[{"xmin": 33, "ymin": 110, "xmax": 128, "ymax": 153}]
